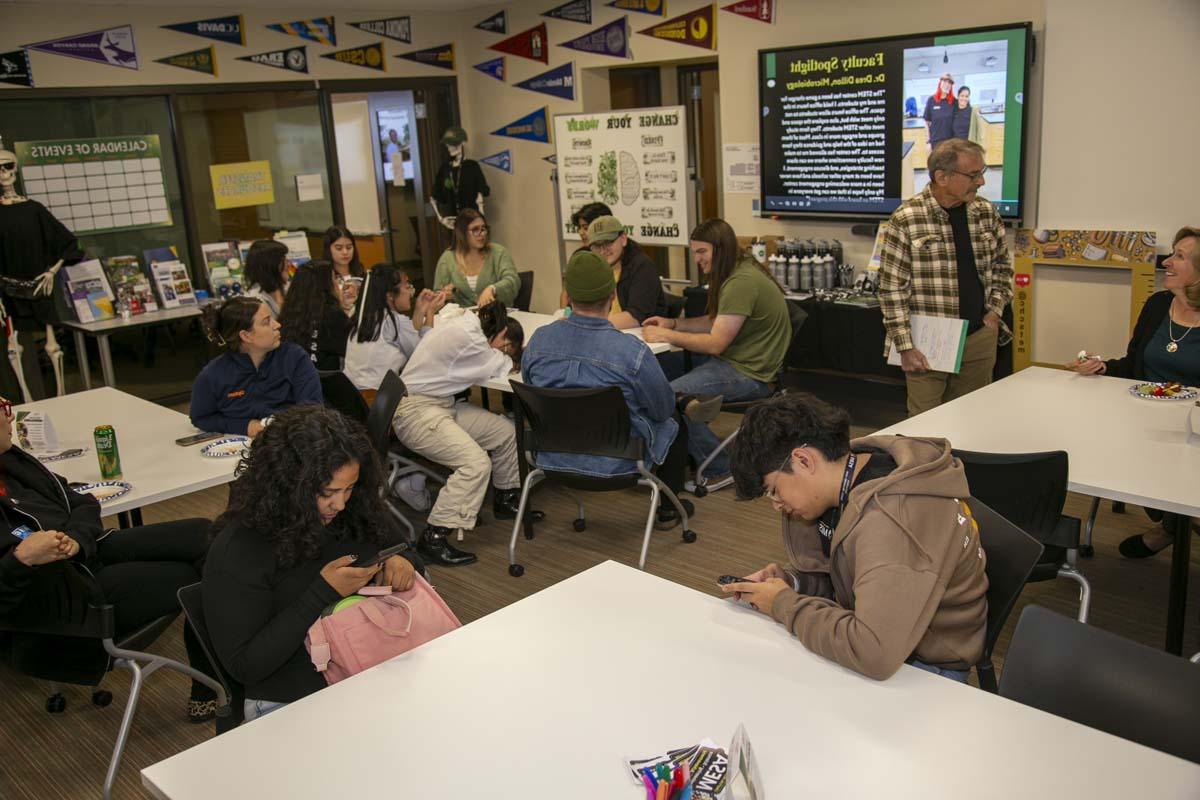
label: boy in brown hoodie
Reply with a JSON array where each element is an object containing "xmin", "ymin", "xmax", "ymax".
[{"xmin": 721, "ymin": 393, "xmax": 988, "ymax": 681}]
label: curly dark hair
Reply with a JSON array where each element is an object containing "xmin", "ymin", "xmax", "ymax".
[
  {"xmin": 213, "ymin": 405, "xmax": 397, "ymax": 567},
  {"xmin": 278, "ymin": 260, "xmax": 340, "ymax": 347},
  {"xmin": 729, "ymin": 392, "xmax": 851, "ymax": 501}
]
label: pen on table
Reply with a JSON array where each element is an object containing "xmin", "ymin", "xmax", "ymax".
[{"xmin": 641, "ymin": 770, "xmax": 657, "ymax": 800}]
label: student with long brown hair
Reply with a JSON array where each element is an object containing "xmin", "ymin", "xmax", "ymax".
[{"xmin": 433, "ymin": 208, "xmax": 520, "ymax": 308}]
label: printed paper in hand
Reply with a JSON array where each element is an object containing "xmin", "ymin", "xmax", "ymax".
[{"xmin": 887, "ymin": 314, "xmax": 969, "ymax": 374}]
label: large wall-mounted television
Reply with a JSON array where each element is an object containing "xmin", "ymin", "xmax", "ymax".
[{"xmin": 759, "ymin": 22, "xmax": 1031, "ymax": 221}]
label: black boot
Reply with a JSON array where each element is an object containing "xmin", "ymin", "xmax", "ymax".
[
  {"xmin": 417, "ymin": 524, "xmax": 477, "ymax": 566},
  {"xmin": 493, "ymin": 489, "xmax": 545, "ymax": 523}
]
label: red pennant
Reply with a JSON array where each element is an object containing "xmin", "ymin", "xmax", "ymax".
[
  {"xmin": 721, "ymin": 0, "xmax": 773, "ymax": 24},
  {"xmin": 638, "ymin": 4, "xmax": 716, "ymax": 50},
  {"xmin": 489, "ymin": 22, "xmax": 548, "ymax": 64}
]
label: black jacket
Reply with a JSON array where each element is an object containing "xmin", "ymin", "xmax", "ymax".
[
  {"xmin": 1105, "ymin": 290, "xmax": 1173, "ymax": 380},
  {"xmin": 616, "ymin": 242, "xmax": 667, "ymax": 324}
]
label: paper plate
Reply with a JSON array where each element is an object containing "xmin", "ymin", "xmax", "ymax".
[
  {"xmin": 1129, "ymin": 382, "xmax": 1198, "ymax": 401},
  {"xmin": 74, "ymin": 480, "xmax": 133, "ymax": 504},
  {"xmin": 201, "ymin": 437, "xmax": 251, "ymax": 458}
]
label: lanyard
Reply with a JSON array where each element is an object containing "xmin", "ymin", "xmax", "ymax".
[{"xmin": 817, "ymin": 452, "xmax": 857, "ymax": 546}]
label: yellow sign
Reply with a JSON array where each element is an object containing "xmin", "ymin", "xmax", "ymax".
[{"xmin": 210, "ymin": 160, "xmax": 275, "ymax": 210}]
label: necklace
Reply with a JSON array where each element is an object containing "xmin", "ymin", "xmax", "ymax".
[{"xmin": 1167, "ymin": 301, "xmax": 1198, "ymax": 353}]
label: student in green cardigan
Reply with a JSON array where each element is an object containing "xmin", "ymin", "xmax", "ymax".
[{"xmin": 434, "ymin": 208, "xmax": 520, "ymax": 308}]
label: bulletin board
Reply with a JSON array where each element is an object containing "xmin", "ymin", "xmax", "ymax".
[{"xmin": 1012, "ymin": 229, "xmax": 1158, "ymax": 371}]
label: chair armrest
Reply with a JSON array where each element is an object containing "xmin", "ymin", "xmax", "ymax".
[
  {"xmin": 1047, "ymin": 515, "xmax": 1082, "ymax": 550},
  {"xmin": 0, "ymin": 602, "xmax": 116, "ymax": 640}
]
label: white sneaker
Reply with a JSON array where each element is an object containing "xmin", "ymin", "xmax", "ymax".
[{"xmin": 393, "ymin": 473, "xmax": 431, "ymax": 512}]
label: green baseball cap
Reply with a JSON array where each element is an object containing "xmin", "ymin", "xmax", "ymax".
[
  {"xmin": 587, "ymin": 215, "xmax": 626, "ymax": 244},
  {"xmin": 564, "ymin": 251, "xmax": 615, "ymax": 303},
  {"xmin": 441, "ymin": 126, "xmax": 468, "ymax": 145}
]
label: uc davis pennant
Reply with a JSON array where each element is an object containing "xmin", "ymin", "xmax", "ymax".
[
  {"xmin": 722, "ymin": 0, "xmax": 773, "ymax": 23},
  {"xmin": 161, "ymin": 15, "xmax": 245, "ymax": 46},
  {"xmin": 0, "ymin": 50, "xmax": 33, "ymax": 87},
  {"xmin": 155, "ymin": 46, "xmax": 218, "ymax": 77},
  {"xmin": 474, "ymin": 56, "xmax": 506, "ymax": 81},
  {"xmin": 558, "ymin": 17, "xmax": 632, "ymax": 59},
  {"xmin": 476, "ymin": 11, "xmax": 507, "ymax": 34},
  {"xmin": 515, "ymin": 62, "xmax": 575, "ymax": 101},
  {"xmin": 638, "ymin": 4, "xmax": 716, "ymax": 50},
  {"xmin": 396, "ymin": 44, "xmax": 455, "ymax": 71},
  {"xmin": 543, "ymin": 0, "xmax": 592, "ymax": 23},
  {"xmin": 489, "ymin": 23, "xmax": 548, "ymax": 64},
  {"xmin": 480, "ymin": 150, "xmax": 513, "ymax": 174},
  {"xmin": 347, "ymin": 17, "xmax": 410, "ymax": 43},
  {"xmin": 321, "ymin": 43, "xmax": 385, "ymax": 72},
  {"xmin": 266, "ymin": 17, "xmax": 335, "ymax": 47},
  {"xmin": 492, "ymin": 107, "xmax": 551, "ymax": 144},
  {"xmin": 237, "ymin": 46, "xmax": 308, "ymax": 74},
  {"xmin": 607, "ymin": 0, "xmax": 666, "ymax": 16},
  {"xmin": 25, "ymin": 25, "xmax": 139, "ymax": 70}
]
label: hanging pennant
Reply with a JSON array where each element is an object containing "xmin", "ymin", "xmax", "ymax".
[
  {"xmin": 607, "ymin": 0, "xmax": 666, "ymax": 16},
  {"xmin": 492, "ymin": 107, "xmax": 552, "ymax": 144},
  {"xmin": 0, "ymin": 50, "xmax": 33, "ymax": 87},
  {"xmin": 558, "ymin": 17, "xmax": 632, "ymax": 59},
  {"xmin": 721, "ymin": 0, "xmax": 773, "ymax": 23},
  {"xmin": 638, "ymin": 4, "xmax": 716, "ymax": 50},
  {"xmin": 395, "ymin": 43, "xmax": 455, "ymax": 71},
  {"xmin": 321, "ymin": 42, "xmax": 385, "ymax": 72},
  {"xmin": 155, "ymin": 45, "xmax": 218, "ymax": 77},
  {"xmin": 348, "ymin": 17, "xmax": 411, "ymax": 43},
  {"xmin": 237, "ymin": 46, "xmax": 308, "ymax": 74},
  {"xmin": 480, "ymin": 150, "xmax": 513, "ymax": 174},
  {"xmin": 474, "ymin": 56, "xmax": 506, "ymax": 81},
  {"xmin": 543, "ymin": 0, "xmax": 592, "ymax": 23},
  {"xmin": 161, "ymin": 15, "xmax": 245, "ymax": 46},
  {"xmin": 476, "ymin": 11, "xmax": 507, "ymax": 34},
  {"xmin": 489, "ymin": 22, "xmax": 548, "ymax": 64},
  {"xmin": 25, "ymin": 25, "xmax": 139, "ymax": 70},
  {"xmin": 266, "ymin": 17, "xmax": 336, "ymax": 47},
  {"xmin": 515, "ymin": 62, "xmax": 575, "ymax": 101}
]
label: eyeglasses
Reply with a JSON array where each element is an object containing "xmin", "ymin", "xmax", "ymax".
[
  {"xmin": 951, "ymin": 166, "xmax": 988, "ymax": 182},
  {"xmin": 468, "ymin": 226, "xmax": 489, "ymax": 236},
  {"xmin": 0, "ymin": 162, "xmax": 15, "ymax": 172},
  {"xmin": 763, "ymin": 447, "xmax": 805, "ymax": 500},
  {"xmin": 0, "ymin": 398, "xmax": 12, "ymax": 419}
]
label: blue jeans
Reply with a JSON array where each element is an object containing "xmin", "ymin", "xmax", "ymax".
[
  {"xmin": 667, "ymin": 356, "xmax": 773, "ymax": 476},
  {"xmin": 908, "ymin": 659, "xmax": 970, "ymax": 683},
  {"xmin": 244, "ymin": 698, "xmax": 288, "ymax": 722}
]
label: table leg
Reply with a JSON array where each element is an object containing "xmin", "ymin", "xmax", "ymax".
[
  {"xmin": 97, "ymin": 334, "xmax": 116, "ymax": 387},
  {"xmin": 1165, "ymin": 513, "xmax": 1192, "ymax": 655},
  {"xmin": 117, "ymin": 511, "xmax": 131, "ymax": 529},
  {"xmin": 73, "ymin": 330, "xmax": 92, "ymax": 391}
]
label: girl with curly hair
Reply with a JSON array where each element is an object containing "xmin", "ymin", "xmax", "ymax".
[
  {"xmin": 202, "ymin": 405, "xmax": 423, "ymax": 721},
  {"xmin": 279, "ymin": 261, "xmax": 354, "ymax": 372}
]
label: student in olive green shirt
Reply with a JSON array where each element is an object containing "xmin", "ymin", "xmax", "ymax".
[
  {"xmin": 643, "ymin": 218, "xmax": 790, "ymax": 481},
  {"xmin": 435, "ymin": 208, "xmax": 521, "ymax": 308}
]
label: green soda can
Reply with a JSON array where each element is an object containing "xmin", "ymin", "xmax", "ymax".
[{"xmin": 94, "ymin": 425, "xmax": 123, "ymax": 480}]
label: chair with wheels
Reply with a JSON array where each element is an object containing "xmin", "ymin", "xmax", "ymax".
[
  {"xmin": 952, "ymin": 449, "xmax": 1093, "ymax": 623},
  {"xmin": 177, "ymin": 583, "xmax": 243, "ymax": 734},
  {"xmin": 1001, "ymin": 604, "xmax": 1200, "ymax": 763},
  {"xmin": 969, "ymin": 498, "xmax": 1044, "ymax": 693},
  {"xmin": 507, "ymin": 383, "xmax": 697, "ymax": 577},
  {"xmin": 514, "ymin": 271, "xmax": 535, "ymax": 312},
  {"xmin": 319, "ymin": 370, "xmax": 369, "ymax": 425}
]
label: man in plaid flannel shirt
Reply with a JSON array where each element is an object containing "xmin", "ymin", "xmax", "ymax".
[{"xmin": 878, "ymin": 139, "xmax": 1013, "ymax": 417}]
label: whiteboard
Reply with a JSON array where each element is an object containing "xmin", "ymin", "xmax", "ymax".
[{"xmin": 552, "ymin": 105, "xmax": 689, "ymax": 247}]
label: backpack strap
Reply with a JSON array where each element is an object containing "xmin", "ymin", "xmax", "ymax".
[
  {"xmin": 308, "ymin": 619, "xmax": 332, "ymax": 672},
  {"xmin": 359, "ymin": 595, "xmax": 413, "ymax": 637}
]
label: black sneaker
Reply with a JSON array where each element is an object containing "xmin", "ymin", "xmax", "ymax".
[
  {"xmin": 417, "ymin": 524, "xmax": 477, "ymax": 566},
  {"xmin": 492, "ymin": 489, "xmax": 545, "ymax": 523}
]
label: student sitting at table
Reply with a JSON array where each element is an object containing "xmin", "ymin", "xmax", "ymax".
[
  {"xmin": 561, "ymin": 202, "xmax": 613, "ymax": 307},
  {"xmin": 203, "ymin": 405, "xmax": 423, "ymax": 722},
  {"xmin": 323, "ymin": 225, "xmax": 366, "ymax": 312},
  {"xmin": 243, "ymin": 239, "xmax": 290, "ymax": 320},
  {"xmin": 524, "ymin": 251, "xmax": 691, "ymax": 529},
  {"xmin": 584, "ymin": 215, "xmax": 668, "ymax": 330},
  {"xmin": 721, "ymin": 392, "xmax": 988, "ymax": 682},
  {"xmin": 280, "ymin": 261, "xmax": 354, "ymax": 372},
  {"xmin": 1067, "ymin": 225, "xmax": 1200, "ymax": 559},
  {"xmin": 434, "ymin": 209, "xmax": 520, "ymax": 308},
  {"xmin": 0, "ymin": 395, "xmax": 222, "ymax": 722},
  {"xmin": 191, "ymin": 297, "xmax": 322, "ymax": 437},
  {"xmin": 642, "ymin": 218, "xmax": 791, "ymax": 487},
  {"xmin": 394, "ymin": 303, "xmax": 540, "ymax": 567}
]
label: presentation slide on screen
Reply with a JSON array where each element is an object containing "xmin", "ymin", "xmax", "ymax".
[{"xmin": 759, "ymin": 25, "xmax": 1028, "ymax": 219}]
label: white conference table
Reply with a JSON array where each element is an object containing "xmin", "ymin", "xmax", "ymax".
[
  {"xmin": 876, "ymin": 366, "xmax": 1200, "ymax": 652},
  {"xmin": 141, "ymin": 561, "xmax": 1200, "ymax": 799},
  {"xmin": 16, "ymin": 387, "xmax": 239, "ymax": 518},
  {"xmin": 60, "ymin": 303, "xmax": 206, "ymax": 390}
]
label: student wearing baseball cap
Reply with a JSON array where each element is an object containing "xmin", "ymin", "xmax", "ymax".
[{"xmin": 586, "ymin": 215, "xmax": 668, "ymax": 330}]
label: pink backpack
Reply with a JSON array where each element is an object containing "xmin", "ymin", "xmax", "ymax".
[{"xmin": 305, "ymin": 575, "xmax": 461, "ymax": 685}]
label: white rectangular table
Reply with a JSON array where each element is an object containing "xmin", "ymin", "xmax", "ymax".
[
  {"xmin": 142, "ymin": 561, "xmax": 1200, "ymax": 799},
  {"xmin": 876, "ymin": 366, "xmax": 1200, "ymax": 652},
  {"xmin": 61, "ymin": 304, "xmax": 205, "ymax": 389},
  {"xmin": 16, "ymin": 387, "xmax": 239, "ymax": 518}
]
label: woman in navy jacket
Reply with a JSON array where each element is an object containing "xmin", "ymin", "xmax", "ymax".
[{"xmin": 190, "ymin": 297, "xmax": 323, "ymax": 437}]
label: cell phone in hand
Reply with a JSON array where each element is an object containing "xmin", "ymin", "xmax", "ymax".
[
  {"xmin": 176, "ymin": 431, "xmax": 223, "ymax": 447},
  {"xmin": 718, "ymin": 574, "xmax": 758, "ymax": 585},
  {"xmin": 350, "ymin": 543, "xmax": 408, "ymax": 569}
]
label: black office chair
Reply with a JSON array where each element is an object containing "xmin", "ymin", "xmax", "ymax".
[
  {"xmin": 1001, "ymin": 605, "xmax": 1200, "ymax": 764},
  {"xmin": 319, "ymin": 370, "xmax": 369, "ymax": 425},
  {"xmin": 177, "ymin": 583, "xmax": 242, "ymax": 734},
  {"xmin": 663, "ymin": 292, "xmax": 685, "ymax": 319},
  {"xmin": 970, "ymin": 498, "xmax": 1044, "ymax": 693},
  {"xmin": 0, "ymin": 566, "xmax": 228, "ymax": 800},
  {"xmin": 952, "ymin": 449, "xmax": 1092, "ymax": 623},
  {"xmin": 508, "ymin": 383, "xmax": 697, "ymax": 577},
  {"xmin": 514, "ymin": 270, "xmax": 535, "ymax": 312}
]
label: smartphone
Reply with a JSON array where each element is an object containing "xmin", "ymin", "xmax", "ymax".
[
  {"xmin": 718, "ymin": 574, "xmax": 758, "ymax": 585},
  {"xmin": 350, "ymin": 543, "xmax": 408, "ymax": 569},
  {"xmin": 176, "ymin": 431, "xmax": 223, "ymax": 447}
]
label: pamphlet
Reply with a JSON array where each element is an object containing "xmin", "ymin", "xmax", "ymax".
[
  {"xmin": 62, "ymin": 260, "xmax": 116, "ymax": 322},
  {"xmin": 151, "ymin": 260, "xmax": 198, "ymax": 308},
  {"xmin": 103, "ymin": 255, "xmax": 159, "ymax": 313},
  {"xmin": 887, "ymin": 314, "xmax": 969, "ymax": 374},
  {"xmin": 14, "ymin": 411, "xmax": 57, "ymax": 452},
  {"xmin": 625, "ymin": 726, "xmax": 763, "ymax": 800},
  {"xmin": 274, "ymin": 230, "xmax": 312, "ymax": 276},
  {"xmin": 202, "ymin": 241, "xmax": 246, "ymax": 298}
]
